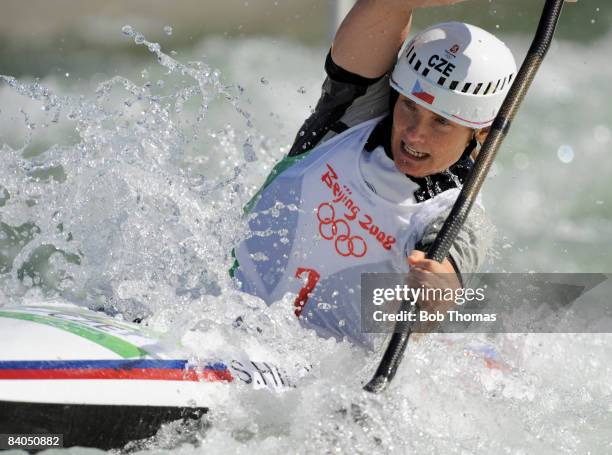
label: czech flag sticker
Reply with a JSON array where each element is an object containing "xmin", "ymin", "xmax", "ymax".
[{"xmin": 411, "ymin": 80, "xmax": 435, "ymax": 105}]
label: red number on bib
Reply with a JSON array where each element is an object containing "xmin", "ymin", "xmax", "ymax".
[{"xmin": 294, "ymin": 268, "xmax": 320, "ymax": 317}]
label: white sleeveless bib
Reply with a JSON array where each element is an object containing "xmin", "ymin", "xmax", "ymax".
[{"xmin": 234, "ymin": 117, "xmax": 459, "ymax": 346}]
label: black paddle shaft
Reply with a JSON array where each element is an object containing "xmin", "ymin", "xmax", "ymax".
[{"xmin": 364, "ymin": 0, "xmax": 566, "ymax": 394}]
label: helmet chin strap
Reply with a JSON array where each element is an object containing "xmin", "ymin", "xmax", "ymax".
[{"xmin": 462, "ymin": 132, "xmax": 479, "ymax": 159}]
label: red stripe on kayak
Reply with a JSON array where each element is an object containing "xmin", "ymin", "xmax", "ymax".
[{"xmin": 0, "ymin": 368, "xmax": 234, "ymax": 382}]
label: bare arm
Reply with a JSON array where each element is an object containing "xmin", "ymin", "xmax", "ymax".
[
  {"xmin": 332, "ymin": 0, "xmax": 413, "ymax": 79},
  {"xmin": 331, "ymin": 0, "xmax": 467, "ymax": 79}
]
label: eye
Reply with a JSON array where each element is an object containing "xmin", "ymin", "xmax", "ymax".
[
  {"xmin": 402, "ymin": 100, "xmax": 416, "ymax": 110},
  {"xmin": 435, "ymin": 117, "xmax": 451, "ymax": 127}
]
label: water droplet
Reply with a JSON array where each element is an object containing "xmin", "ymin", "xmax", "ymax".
[
  {"xmin": 297, "ymin": 86, "xmax": 306, "ymax": 94},
  {"xmin": 134, "ymin": 33, "xmax": 145, "ymax": 44},
  {"xmin": 163, "ymin": 25, "xmax": 173, "ymax": 36},
  {"xmin": 260, "ymin": 77, "xmax": 269, "ymax": 85},
  {"xmin": 243, "ymin": 141, "xmax": 257, "ymax": 162},
  {"xmin": 557, "ymin": 144, "xmax": 574, "ymax": 164},
  {"xmin": 590, "ymin": 19, "xmax": 596, "ymax": 24},
  {"xmin": 121, "ymin": 25, "xmax": 134, "ymax": 36},
  {"xmin": 147, "ymin": 42, "xmax": 160, "ymax": 53}
]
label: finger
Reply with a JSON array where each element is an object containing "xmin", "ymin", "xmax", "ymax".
[
  {"xmin": 410, "ymin": 259, "xmax": 440, "ymax": 273},
  {"xmin": 407, "ymin": 249, "xmax": 426, "ymax": 265},
  {"xmin": 406, "ymin": 267, "xmax": 432, "ymax": 285},
  {"xmin": 405, "ymin": 268, "xmax": 434, "ymax": 292}
]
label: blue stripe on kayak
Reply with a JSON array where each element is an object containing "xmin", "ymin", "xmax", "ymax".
[
  {"xmin": 205, "ymin": 362, "xmax": 228, "ymax": 371},
  {"xmin": 0, "ymin": 359, "xmax": 230, "ymax": 371}
]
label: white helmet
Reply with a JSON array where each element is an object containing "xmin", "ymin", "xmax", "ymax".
[{"xmin": 390, "ymin": 21, "xmax": 517, "ymax": 129}]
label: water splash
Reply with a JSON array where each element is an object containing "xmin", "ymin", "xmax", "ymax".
[{"xmin": 0, "ymin": 27, "xmax": 263, "ymax": 317}]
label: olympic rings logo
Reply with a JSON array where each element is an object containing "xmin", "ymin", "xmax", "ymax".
[{"xmin": 316, "ymin": 202, "xmax": 367, "ymax": 258}]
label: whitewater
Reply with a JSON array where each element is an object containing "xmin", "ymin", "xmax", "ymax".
[{"xmin": 0, "ymin": 25, "xmax": 611, "ymax": 454}]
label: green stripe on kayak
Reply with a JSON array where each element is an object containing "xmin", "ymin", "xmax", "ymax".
[{"xmin": 0, "ymin": 311, "xmax": 148, "ymax": 358}]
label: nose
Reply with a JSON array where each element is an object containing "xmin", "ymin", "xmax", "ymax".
[{"xmin": 404, "ymin": 117, "xmax": 427, "ymax": 145}]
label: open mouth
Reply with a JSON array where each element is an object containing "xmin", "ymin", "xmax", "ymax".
[{"xmin": 401, "ymin": 141, "xmax": 429, "ymax": 161}]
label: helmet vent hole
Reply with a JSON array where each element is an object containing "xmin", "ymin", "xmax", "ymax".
[{"xmin": 492, "ymin": 79, "xmax": 502, "ymax": 94}]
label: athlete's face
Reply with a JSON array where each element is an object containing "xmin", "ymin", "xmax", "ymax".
[{"xmin": 391, "ymin": 94, "xmax": 483, "ymax": 177}]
